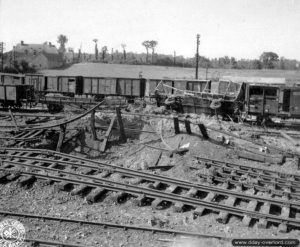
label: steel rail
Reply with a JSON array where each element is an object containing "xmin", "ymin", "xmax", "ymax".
[
  {"xmin": 0, "ymin": 237, "xmax": 86, "ymax": 247},
  {"xmin": 2, "ymin": 147, "xmax": 298, "ymax": 186},
  {"xmin": 0, "ymin": 112, "xmax": 65, "ymax": 118},
  {"xmin": 10, "ymin": 100, "xmax": 105, "ymax": 131},
  {"xmin": 199, "ymin": 170, "xmax": 300, "ymax": 192},
  {"xmin": 196, "ymin": 173, "xmax": 300, "ymax": 200},
  {"xmin": 1, "ymin": 163, "xmax": 300, "ymax": 228},
  {"xmin": 1, "ymin": 148, "xmax": 299, "ymax": 200},
  {"xmin": 1, "ymin": 155, "xmax": 300, "ymax": 207},
  {"xmin": 194, "ymin": 155, "xmax": 300, "ymax": 182},
  {"xmin": 0, "ymin": 136, "xmax": 41, "ymax": 141},
  {"xmin": 0, "ymin": 211, "xmax": 229, "ymax": 240}
]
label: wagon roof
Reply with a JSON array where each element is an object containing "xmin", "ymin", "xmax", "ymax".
[
  {"xmin": 0, "ymin": 72, "xmax": 25, "ymax": 77},
  {"xmin": 222, "ymin": 76, "xmax": 286, "ymax": 84}
]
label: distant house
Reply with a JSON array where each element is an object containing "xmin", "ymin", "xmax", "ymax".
[
  {"xmin": 13, "ymin": 41, "xmax": 63, "ymax": 69},
  {"xmin": 64, "ymin": 48, "xmax": 75, "ymax": 64}
]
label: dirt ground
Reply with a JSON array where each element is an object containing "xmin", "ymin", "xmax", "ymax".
[{"xmin": 0, "ymin": 104, "xmax": 300, "ymax": 246}]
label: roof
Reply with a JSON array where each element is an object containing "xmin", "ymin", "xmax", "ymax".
[
  {"xmin": 14, "ymin": 42, "xmax": 59, "ymax": 54},
  {"xmin": 222, "ymin": 76, "xmax": 286, "ymax": 85},
  {"xmin": 0, "ymin": 72, "xmax": 25, "ymax": 77},
  {"xmin": 41, "ymin": 52, "xmax": 63, "ymax": 62}
]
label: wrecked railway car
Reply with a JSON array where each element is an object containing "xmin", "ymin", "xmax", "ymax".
[{"xmin": 157, "ymin": 76, "xmax": 300, "ymax": 121}]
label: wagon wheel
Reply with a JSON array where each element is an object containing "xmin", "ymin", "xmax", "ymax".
[{"xmin": 209, "ymin": 99, "xmax": 222, "ymax": 109}]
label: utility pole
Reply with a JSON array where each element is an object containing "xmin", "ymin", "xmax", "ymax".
[
  {"xmin": 173, "ymin": 50, "xmax": 176, "ymax": 66},
  {"xmin": 0, "ymin": 42, "xmax": 4, "ymax": 72},
  {"xmin": 93, "ymin": 39, "xmax": 98, "ymax": 60},
  {"xmin": 195, "ymin": 34, "xmax": 200, "ymax": 79}
]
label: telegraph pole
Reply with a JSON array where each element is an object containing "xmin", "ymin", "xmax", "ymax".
[
  {"xmin": 173, "ymin": 50, "xmax": 176, "ymax": 66},
  {"xmin": 0, "ymin": 42, "xmax": 4, "ymax": 72},
  {"xmin": 195, "ymin": 34, "xmax": 200, "ymax": 79}
]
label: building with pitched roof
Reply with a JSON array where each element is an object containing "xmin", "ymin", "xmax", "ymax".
[{"xmin": 13, "ymin": 41, "xmax": 63, "ymax": 69}]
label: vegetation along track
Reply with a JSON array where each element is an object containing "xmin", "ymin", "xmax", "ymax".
[{"xmin": 0, "ymin": 148, "xmax": 300, "ymax": 233}]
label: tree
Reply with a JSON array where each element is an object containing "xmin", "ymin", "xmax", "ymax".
[
  {"xmin": 93, "ymin": 39, "xmax": 98, "ymax": 60},
  {"xmin": 149, "ymin": 40, "xmax": 158, "ymax": 64},
  {"xmin": 121, "ymin": 44, "xmax": 126, "ymax": 60},
  {"xmin": 57, "ymin": 34, "xmax": 68, "ymax": 54},
  {"xmin": 230, "ymin": 57, "xmax": 238, "ymax": 69},
  {"xmin": 101, "ymin": 46, "xmax": 108, "ymax": 60},
  {"xmin": 259, "ymin": 52, "xmax": 279, "ymax": 69},
  {"xmin": 252, "ymin": 59, "xmax": 262, "ymax": 70},
  {"xmin": 279, "ymin": 56, "xmax": 285, "ymax": 70},
  {"xmin": 142, "ymin": 41, "xmax": 151, "ymax": 63}
]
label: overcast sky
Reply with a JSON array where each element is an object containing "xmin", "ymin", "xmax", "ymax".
[{"xmin": 0, "ymin": 0, "xmax": 299, "ymax": 60}]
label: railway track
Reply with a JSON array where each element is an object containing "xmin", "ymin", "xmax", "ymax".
[
  {"xmin": 192, "ymin": 156, "xmax": 300, "ymax": 197},
  {"xmin": 0, "ymin": 148, "xmax": 300, "ymax": 233},
  {"xmin": 0, "ymin": 211, "xmax": 228, "ymax": 241},
  {"xmin": 0, "ymin": 236, "xmax": 86, "ymax": 247}
]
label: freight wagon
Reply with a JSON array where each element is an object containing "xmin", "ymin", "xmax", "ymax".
[
  {"xmin": 0, "ymin": 73, "xmax": 25, "ymax": 85},
  {"xmin": 0, "ymin": 84, "xmax": 34, "ymax": 108}
]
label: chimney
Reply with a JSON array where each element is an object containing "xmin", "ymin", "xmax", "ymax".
[
  {"xmin": 49, "ymin": 42, "xmax": 52, "ymax": 46},
  {"xmin": 21, "ymin": 40, "xmax": 24, "ymax": 45}
]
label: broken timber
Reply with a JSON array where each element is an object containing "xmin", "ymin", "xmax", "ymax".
[
  {"xmin": 116, "ymin": 107, "xmax": 126, "ymax": 142},
  {"xmin": 173, "ymin": 116, "xmax": 209, "ymax": 139},
  {"xmin": 238, "ymin": 150, "xmax": 284, "ymax": 165},
  {"xmin": 100, "ymin": 116, "xmax": 116, "ymax": 152},
  {"xmin": 56, "ymin": 124, "xmax": 67, "ymax": 152},
  {"xmin": 90, "ymin": 110, "xmax": 97, "ymax": 140},
  {"xmin": 8, "ymin": 109, "xmax": 19, "ymax": 132},
  {"xmin": 280, "ymin": 131, "xmax": 300, "ymax": 146}
]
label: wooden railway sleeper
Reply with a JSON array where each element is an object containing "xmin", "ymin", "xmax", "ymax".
[
  {"xmin": 128, "ymin": 177, "xmax": 143, "ymax": 185},
  {"xmin": 6, "ymin": 171, "xmax": 21, "ymax": 181},
  {"xmin": 148, "ymin": 181, "xmax": 162, "ymax": 189},
  {"xmin": 151, "ymin": 198, "xmax": 164, "ymax": 210},
  {"xmin": 242, "ymin": 200, "xmax": 258, "ymax": 226},
  {"xmin": 257, "ymin": 202, "xmax": 271, "ymax": 229},
  {"xmin": 55, "ymin": 177, "xmax": 73, "ymax": 191},
  {"xmin": 85, "ymin": 187, "xmax": 107, "ymax": 204},
  {"xmin": 186, "ymin": 187, "xmax": 198, "ymax": 198},
  {"xmin": 172, "ymin": 202, "xmax": 185, "ymax": 213},
  {"xmin": 278, "ymin": 221, "xmax": 288, "ymax": 233},
  {"xmin": 132, "ymin": 194, "xmax": 147, "ymax": 207},
  {"xmin": 165, "ymin": 185, "xmax": 177, "ymax": 194},
  {"xmin": 217, "ymin": 196, "xmax": 236, "ymax": 224},
  {"xmin": 193, "ymin": 192, "xmax": 216, "ymax": 218},
  {"xmin": 111, "ymin": 191, "xmax": 129, "ymax": 204},
  {"xmin": 0, "ymin": 170, "xmax": 10, "ymax": 181},
  {"xmin": 18, "ymin": 175, "xmax": 36, "ymax": 187},
  {"xmin": 70, "ymin": 184, "xmax": 91, "ymax": 196}
]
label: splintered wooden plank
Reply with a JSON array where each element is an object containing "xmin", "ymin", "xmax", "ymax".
[
  {"xmin": 9, "ymin": 109, "xmax": 19, "ymax": 132},
  {"xmin": 56, "ymin": 124, "xmax": 66, "ymax": 152},
  {"xmin": 100, "ymin": 116, "xmax": 116, "ymax": 152},
  {"xmin": 116, "ymin": 108, "xmax": 126, "ymax": 142},
  {"xmin": 90, "ymin": 110, "xmax": 97, "ymax": 140}
]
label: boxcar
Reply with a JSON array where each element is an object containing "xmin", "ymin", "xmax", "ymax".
[
  {"xmin": 147, "ymin": 79, "xmax": 211, "ymax": 96},
  {"xmin": 0, "ymin": 84, "xmax": 34, "ymax": 108},
  {"xmin": 244, "ymin": 84, "xmax": 300, "ymax": 119},
  {"xmin": 117, "ymin": 78, "xmax": 146, "ymax": 97},
  {"xmin": 25, "ymin": 73, "xmax": 45, "ymax": 91},
  {"xmin": 83, "ymin": 77, "xmax": 117, "ymax": 96},
  {"xmin": 0, "ymin": 73, "xmax": 25, "ymax": 85}
]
